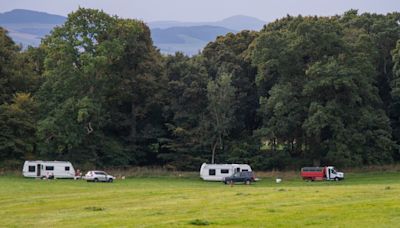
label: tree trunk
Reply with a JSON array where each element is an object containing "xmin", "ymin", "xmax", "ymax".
[
  {"xmin": 383, "ymin": 57, "xmax": 387, "ymax": 75},
  {"xmin": 211, "ymin": 140, "xmax": 218, "ymax": 164},
  {"xmin": 310, "ymin": 136, "xmax": 321, "ymax": 166},
  {"xmin": 130, "ymin": 101, "xmax": 137, "ymax": 142}
]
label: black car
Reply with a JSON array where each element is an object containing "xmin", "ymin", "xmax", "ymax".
[{"xmin": 223, "ymin": 171, "xmax": 256, "ymax": 185}]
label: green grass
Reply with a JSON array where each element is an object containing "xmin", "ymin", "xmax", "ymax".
[{"xmin": 1, "ymin": 172, "xmax": 400, "ymax": 227}]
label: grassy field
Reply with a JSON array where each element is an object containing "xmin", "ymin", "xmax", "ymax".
[{"xmin": 1, "ymin": 172, "xmax": 400, "ymax": 227}]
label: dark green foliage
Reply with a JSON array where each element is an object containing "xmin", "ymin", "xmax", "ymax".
[
  {"xmin": 392, "ymin": 40, "xmax": 400, "ymax": 158},
  {"xmin": 160, "ymin": 53, "xmax": 209, "ymax": 170},
  {"xmin": 0, "ymin": 27, "xmax": 21, "ymax": 104},
  {"xmin": 36, "ymin": 8, "xmax": 165, "ymax": 167},
  {"xmin": 204, "ymin": 73, "xmax": 237, "ymax": 163},
  {"xmin": 0, "ymin": 93, "xmax": 37, "ymax": 167},
  {"xmin": 202, "ymin": 31, "xmax": 259, "ymax": 136},
  {"xmin": 0, "ymin": 28, "xmax": 43, "ymax": 168},
  {"xmin": 252, "ymin": 13, "xmax": 395, "ymax": 167}
]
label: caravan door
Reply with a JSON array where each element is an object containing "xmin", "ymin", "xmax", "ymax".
[
  {"xmin": 233, "ymin": 166, "xmax": 241, "ymax": 173},
  {"xmin": 37, "ymin": 164, "xmax": 41, "ymax": 177}
]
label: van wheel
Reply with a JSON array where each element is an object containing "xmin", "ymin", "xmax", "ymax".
[
  {"xmin": 245, "ymin": 180, "xmax": 251, "ymax": 185},
  {"xmin": 108, "ymin": 178, "xmax": 113, "ymax": 183},
  {"xmin": 334, "ymin": 177, "xmax": 339, "ymax": 181},
  {"xmin": 94, "ymin": 178, "xmax": 98, "ymax": 182}
]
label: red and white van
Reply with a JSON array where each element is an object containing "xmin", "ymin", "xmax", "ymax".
[{"xmin": 301, "ymin": 166, "xmax": 344, "ymax": 181}]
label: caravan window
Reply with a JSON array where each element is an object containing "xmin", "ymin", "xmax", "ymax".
[
  {"xmin": 65, "ymin": 166, "xmax": 70, "ymax": 171},
  {"xmin": 221, "ymin": 169, "xmax": 229, "ymax": 174},
  {"xmin": 236, "ymin": 168, "xmax": 240, "ymax": 172},
  {"xmin": 242, "ymin": 169, "xmax": 248, "ymax": 172},
  {"xmin": 45, "ymin": 166, "xmax": 54, "ymax": 171},
  {"xmin": 28, "ymin": 166, "xmax": 35, "ymax": 172},
  {"xmin": 209, "ymin": 169, "xmax": 216, "ymax": 176}
]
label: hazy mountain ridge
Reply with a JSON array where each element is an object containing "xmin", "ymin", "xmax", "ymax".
[
  {"xmin": 149, "ymin": 15, "xmax": 265, "ymax": 31},
  {"xmin": 0, "ymin": 9, "xmax": 265, "ymax": 55},
  {"xmin": 152, "ymin": 25, "xmax": 236, "ymax": 43},
  {"xmin": 0, "ymin": 9, "xmax": 66, "ymax": 24},
  {"xmin": 152, "ymin": 25, "xmax": 237, "ymax": 55}
]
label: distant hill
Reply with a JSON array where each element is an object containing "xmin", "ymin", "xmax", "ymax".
[
  {"xmin": 0, "ymin": 9, "xmax": 265, "ymax": 55},
  {"xmin": 148, "ymin": 15, "xmax": 266, "ymax": 31},
  {"xmin": 0, "ymin": 9, "xmax": 66, "ymax": 47},
  {"xmin": 152, "ymin": 25, "xmax": 236, "ymax": 43},
  {"xmin": 0, "ymin": 9, "xmax": 66, "ymax": 24},
  {"xmin": 152, "ymin": 26, "xmax": 236, "ymax": 55},
  {"xmin": 216, "ymin": 15, "xmax": 265, "ymax": 31}
]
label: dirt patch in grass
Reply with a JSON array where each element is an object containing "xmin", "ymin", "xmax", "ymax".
[
  {"xmin": 84, "ymin": 206, "xmax": 105, "ymax": 212},
  {"xmin": 188, "ymin": 219, "xmax": 210, "ymax": 226},
  {"xmin": 235, "ymin": 192, "xmax": 251, "ymax": 196}
]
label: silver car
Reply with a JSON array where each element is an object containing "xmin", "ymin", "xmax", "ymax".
[{"xmin": 84, "ymin": 170, "xmax": 116, "ymax": 182}]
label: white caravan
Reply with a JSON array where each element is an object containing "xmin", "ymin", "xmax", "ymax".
[
  {"xmin": 22, "ymin": 161, "xmax": 76, "ymax": 179},
  {"xmin": 199, "ymin": 163, "xmax": 252, "ymax": 181}
]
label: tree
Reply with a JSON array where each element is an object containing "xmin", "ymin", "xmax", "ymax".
[
  {"xmin": 160, "ymin": 53, "xmax": 209, "ymax": 169},
  {"xmin": 36, "ymin": 8, "xmax": 164, "ymax": 166},
  {"xmin": 252, "ymin": 14, "xmax": 395, "ymax": 166},
  {"xmin": 0, "ymin": 27, "xmax": 20, "ymax": 104},
  {"xmin": 0, "ymin": 29, "xmax": 44, "ymax": 168},
  {"xmin": 391, "ymin": 39, "xmax": 400, "ymax": 158},
  {"xmin": 340, "ymin": 11, "xmax": 400, "ymax": 110},
  {"xmin": 204, "ymin": 73, "xmax": 236, "ymax": 163},
  {"xmin": 202, "ymin": 31, "xmax": 259, "ymax": 137},
  {"xmin": 0, "ymin": 93, "xmax": 37, "ymax": 167}
]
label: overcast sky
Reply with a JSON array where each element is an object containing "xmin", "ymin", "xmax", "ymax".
[{"xmin": 1, "ymin": 0, "xmax": 399, "ymax": 22}]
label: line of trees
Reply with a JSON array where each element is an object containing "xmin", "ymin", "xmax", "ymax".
[{"xmin": 1, "ymin": 9, "xmax": 400, "ymax": 170}]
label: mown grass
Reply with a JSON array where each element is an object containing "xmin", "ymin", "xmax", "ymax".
[{"xmin": 0, "ymin": 172, "xmax": 400, "ymax": 227}]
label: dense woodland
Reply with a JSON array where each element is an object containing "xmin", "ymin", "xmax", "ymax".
[{"xmin": 1, "ymin": 8, "xmax": 400, "ymax": 170}]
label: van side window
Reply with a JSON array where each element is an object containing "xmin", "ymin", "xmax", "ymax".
[
  {"xmin": 65, "ymin": 166, "xmax": 70, "ymax": 171},
  {"xmin": 28, "ymin": 166, "xmax": 35, "ymax": 172},
  {"xmin": 209, "ymin": 169, "xmax": 216, "ymax": 176},
  {"xmin": 45, "ymin": 166, "xmax": 54, "ymax": 171},
  {"xmin": 221, "ymin": 169, "xmax": 229, "ymax": 174}
]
